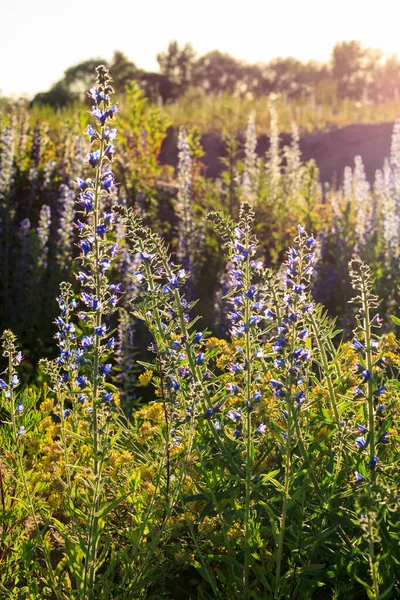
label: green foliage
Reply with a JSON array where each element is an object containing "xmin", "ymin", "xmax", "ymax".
[{"xmin": 2, "ymin": 64, "xmax": 400, "ymax": 600}]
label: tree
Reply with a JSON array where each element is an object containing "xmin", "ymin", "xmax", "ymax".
[
  {"xmin": 31, "ymin": 81, "xmax": 77, "ymax": 108},
  {"xmin": 331, "ymin": 41, "xmax": 381, "ymax": 100},
  {"xmin": 110, "ymin": 51, "xmax": 140, "ymax": 92},
  {"xmin": 156, "ymin": 41, "xmax": 196, "ymax": 101},
  {"xmin": 192, "ymin": 50, "xmax": 242, "ymax": 95},
  {"xmin": 64, "ymin": 58, "xmax": 108, "ymax": 95},
  {"xmin": 370, "ymin": 54, "xmax": 400, "ymax": 101}
]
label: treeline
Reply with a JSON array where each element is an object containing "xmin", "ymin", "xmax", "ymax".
[{"xmin": 31, "ymin": 40, "xmax": 400, "ymax": 107}]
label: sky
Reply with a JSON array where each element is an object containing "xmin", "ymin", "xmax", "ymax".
[{"xmin": 2, "ymin": 0, "xmax": 400, "ymax": 97}]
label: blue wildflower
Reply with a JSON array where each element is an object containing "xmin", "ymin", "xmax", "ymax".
[
  {"xmin": 356, "ymin": 436, "xmax": 366, "ymax": 449},
  {"xmin": 227, "ymin": 409, "xmax": 241, "ymax": 421},
  {"xmin": 361, "ymin": 369, "xmax": 371, "ymax": 382},
  {"xmin": 98, "ymin": 364, "xmax": 112, "ymax": 376},
  {"xmin": 76, "ymin": 376, "xmax": 88, "ymax": 389},
  {"xmin": 374, "ymin": 386, "xmax": 386, "ymax": 395},
  {"xmin": 105, "ymin": 144, "xmax": 114, "ymax": 160},
  {"xmin": 88, "ymin": 150, "xmax": 100, "ymax": 167},
  {"xmin": 96, "ymin": 224, "xmax": 107, "ymax": 237},
  {"xmin": 102, "ymin": 171, "xmax": 115, "ymax": 191}
]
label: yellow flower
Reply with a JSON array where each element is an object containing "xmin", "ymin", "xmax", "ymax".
[
  {"xmin": 40, "ymin": 398, "xmax": 54, "ymax": 413},
  {"xmin": 206, "ymin": 337, "xmax": 229, "ymax": 351},
  {"xmin": 139, "ymin": 369, "xmax": 153, "ymax": 386}
]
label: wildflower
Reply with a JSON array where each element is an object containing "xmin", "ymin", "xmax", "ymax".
[
  {"xmin": 76, "ymin": 271, "xmax": 88, "ymax": 282},
  {"xmin": 14, "ymin": 352, "xmax": 23, "ymax": 364},
  {"xmin": 171, "ymin": 378, "xmax": 180, "ymax": 391},
  {"xmin": 361, "ymin": 369, "xmax": 371, "ymax": 382},
  {"xmin": 104, "ymin": 126, "xmax": 117, "ymax": 141},
  {"xmin": 369, "ymin": 456, "xmax": 379, "ymax": 467},
  {"xmin": 96, "ymin": 224, "xmax": 107, "ymax": 237},
  {"xmin": 227, "ymin": 383, "xmax": 239, "ymax": 394},
  {"xmin": 102, "ymin": 171, "xmax": 115, "ymax": 191},
  {"xmin": 17, "ymin": 426, "xmax": 25, "ymax": 436},
  {"xmin": 354, "ymin": 471, "xmax": 364, "ymax": 482},
  {"xmin": 139, "ymin": 251, "xmax": 154, "ymax": 261},
  {"xmin": 257, "ymin": 423, "xmax": 267, "ymax": 433},
  {"xmin": 79, "ymin": 239, "xmax": 92, "ymax": 255},
  {"xmin": 94, "ymin": 324, "xmax": 107, "ymax": 337},
  {"xmin": 63, "ymin": 409, "xmax": 71, "ymax": 418},
  {"xmin": 353, "ymin": 338, "xmax": 364, "ymax": 351},
  {"xmin": 98, "ymin": 364, "xmax": 112, "ymax": 376},
  {"xmin": 76, "ymin": 376, "xmax": 88, "ymax": 389},
  {"xmin": 227, "ymin": 409, "xmax": 241, "ymax": 421},
  {"xmin": 81, "ymin": 336, "xmax": 94, "ymax": 349},
  {"xmin": 16, "ymin": 402, "xmax": 24, "ymax": 414},
  {"xmin": 374, "ymin": 386, "xmax": 386, "ymax": 395},
  {"xmin": 105, "ymin": 144, "xmax": 114, "ymax": 160},
  {"xmin": 356, "ymin": 436, "xmax": 366, "ymax": 449},
  {"xmin": 88, "ymin": 150, "xmax": 100, "ymax": 167}
]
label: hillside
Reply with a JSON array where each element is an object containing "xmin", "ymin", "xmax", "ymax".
[{"xmin": 159, "ymin": 121, "xmax": 394, "ymax": 184}]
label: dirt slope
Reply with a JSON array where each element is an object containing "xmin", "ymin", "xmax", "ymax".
[{"xmin": 159, "ymin": 122, "xmax": 395, "ymax": 184}]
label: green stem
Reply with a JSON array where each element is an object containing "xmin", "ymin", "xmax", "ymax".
[
  {"xmin": 308, "ymin": 311, "xmax": 342, "ymax": 428},
  {"xmin": 362, "ymin": 282, "xmax": 376, "ymax": 474},
  {"xmin": 275, "ymin": 409, "xmax": 292, "ymax": 599},
  {"xmin": 367, "ymin": 515, "xmax": 380, "ymax": 599}
]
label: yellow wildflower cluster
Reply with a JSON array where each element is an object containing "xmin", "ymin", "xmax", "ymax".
[{"xmin": 138, "ymin": 368, "xmax": 153, "ymax": 386}]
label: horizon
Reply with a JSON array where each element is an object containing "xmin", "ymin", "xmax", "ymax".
[{"xmin": 2, "ymin": 0, "xmax": 400, "ymax": 98}]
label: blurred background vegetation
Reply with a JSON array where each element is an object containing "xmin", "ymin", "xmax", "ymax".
[{"xmin": 3, "ymin": 39, "xmax": 400, "ymax": 135}]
